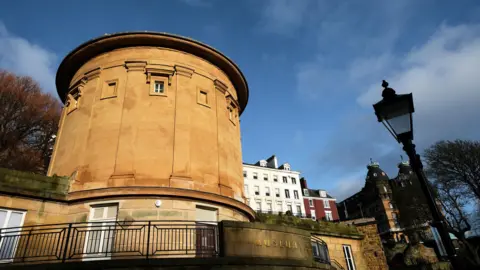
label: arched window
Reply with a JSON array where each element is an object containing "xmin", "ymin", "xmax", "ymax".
[{"xmin": 311, "ymin": 238, "xmax": 330, "ymax": 264}]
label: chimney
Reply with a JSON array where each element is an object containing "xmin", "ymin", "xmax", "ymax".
[{"xmin": 300, "ymin": 177, "xmax": 308, "ymax": 189}]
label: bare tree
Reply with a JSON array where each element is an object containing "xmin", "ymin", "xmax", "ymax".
[
  {"xmin": 0, "ymin": 70, "xmax": 61, "ymax": 174},
  {"xmin": 434, "ymin": 180, "xmax": 480, "ymax": 266},
  {"xmin": 424, "ymin": 140, "xmax": 480, "ymax": 267},
  {"xmin": 424, "ymin": 140, "xmax": 480, "ymax": 201}
]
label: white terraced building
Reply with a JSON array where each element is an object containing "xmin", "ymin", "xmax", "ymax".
[{"xmin": 243, "ymin": 155, "xmax": 306, "ymax": 216}]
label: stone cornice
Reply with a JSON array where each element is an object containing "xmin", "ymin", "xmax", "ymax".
[
  {"xmin": 146, "ymin": 64, "xmax": 175, "ymax": 85},
  {"xmin": 214, "ymin": 79, "xmax": 228, "ymax": 94},
  {"xmin": 56, "ymin": 32, "xmax": 249, "ymax": 114},
  {"xmin": 84, "ymin": 67, "xmax": 101, "ymax": 81},
  {"xmin": 67, "ymin": 186, "xmax": 256, "ymax": 221},
  {"xmin": 174, "ymin": 65, "xmax": 194, "ymax": 78},
  {"xmin": 125, "ymin": 61, "xmax": 147, "ymax": 72}
]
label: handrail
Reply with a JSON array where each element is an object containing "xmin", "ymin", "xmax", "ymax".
[{"xmin": 0, "ymin": 221, "xmax": 219, "ymax": 264}]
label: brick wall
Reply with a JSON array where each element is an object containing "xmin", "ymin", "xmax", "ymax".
[{"xmin": 303, "ymin": 198, "xmax": 339, "ymax": 221}]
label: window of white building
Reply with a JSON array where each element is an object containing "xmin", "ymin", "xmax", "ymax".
[
  {"xmin": 263, "ymin": 174, "xmax": 268, "ymax": 181},
  {"xmin": 293, "ymin": 190, "xmax": 299, "ymax": 199},
  {"xmin": 282, "ymin": 176, "xmax": 288, "ymax": 183},
  {"xmin": 276, "ymin": 203, "xmax": 282, "ymax": 212},
  {"xmin": 266, "ymin": 203, "xmax": 272, "ymax": 212},
  {"xmin": 287, "ymin": 205, "xmax": 293, "ymax": 213},
  {"xmin": 275, "ymin": 188, "xmax": 280, "ymax": 198},
  {"xmin": 323, "ymin": 200, "xmax": 330, "ymax": 208},
  {"xmin": 243, "ymin": 171, "xmax": 247, "ymax": 178},
  {"xmin": 254, "ymin": 186, "xmax": 260, "ymax": 195},
  {"xmin": 291, "ymin": 177, "xmax": 296, "ymax": 184},
  {"xmin": 253, "ymin": 172, "xmax": 258, "ymax": 180},
  {"xmin": 296, "ymin": 205, "xmax": 301, "ymax": 214},
  {"xmin": 256, "ymin": 202, "xmax": 261, "ymax": 211},
  {"xmin": 285, "ymin": 190, "xmax": 290, "ymax": 199},
  {"xmin": 273, "ymin": 175, "xmax": 278, "ymax": 182},
  {"xmin": 265, "ymin": 187, "xmax": 270, "ymax": 196}
]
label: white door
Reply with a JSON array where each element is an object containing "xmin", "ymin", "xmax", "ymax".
[
  {"xmin": 0, "ymin": 209, "xmax": 26, "ymax": 262},
  {"xmin": 83, "ymin": 205, "xmax": 118, "ymax": 260}
]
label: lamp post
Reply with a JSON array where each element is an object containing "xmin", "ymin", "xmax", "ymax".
[{"xmin": 372, "ymin": 80, "xmax": 459, "ymax": 269}]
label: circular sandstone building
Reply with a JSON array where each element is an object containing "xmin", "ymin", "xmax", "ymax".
[{"xmin": 49, "ymin": 32, "xmax": 253, "ymax": 222}]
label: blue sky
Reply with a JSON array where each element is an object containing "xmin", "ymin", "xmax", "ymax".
[{"xmin": 1, "ymin": 0, "xmax": 480, "ymax": 200}]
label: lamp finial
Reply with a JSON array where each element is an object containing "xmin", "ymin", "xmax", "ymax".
[{"xmin": 381, "ymin": 80, "xmax": 396, "ymax": 100}]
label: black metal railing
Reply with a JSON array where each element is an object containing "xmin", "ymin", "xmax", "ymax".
[{"xmin": 0, "ymin": 221, "xmax": 218, "ymax": 264}]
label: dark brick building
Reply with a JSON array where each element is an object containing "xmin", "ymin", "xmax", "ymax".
[
  {"xmin": 300, "ymin": 178, "xmax": 339, "ymax": 221},
  {"xmin": 337, "ymin": 160, "xmax": 432, "ymax": 243}
]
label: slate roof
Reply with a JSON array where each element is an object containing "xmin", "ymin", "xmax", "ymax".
[{"xmin": 304, "ymin": 188, "xmax": 334, "ymax": 199}]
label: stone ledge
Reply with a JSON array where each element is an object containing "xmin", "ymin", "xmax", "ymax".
[{"xmin": 1, "ymin": 257, "xmax": 334, "ymax": 270}]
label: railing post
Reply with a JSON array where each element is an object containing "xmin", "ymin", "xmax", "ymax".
[
  {"xmin": 21, "ymin": 228, "xmax": 33, "ymax": 262},
  {"xmin": 146, "ymin": 221, "xmax": 151, "ymax": 260},
  {"xmin": 62, "ymin": 223, "xmax": 73, "ymax": 263}
]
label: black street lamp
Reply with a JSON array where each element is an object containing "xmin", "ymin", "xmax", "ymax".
[{"xmin": 373, "ymin": 80, "xmax": 459, "ymax": 269}]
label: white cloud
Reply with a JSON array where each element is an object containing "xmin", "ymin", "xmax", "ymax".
[
  {"xmin": 330, "ymin": 173, "xmax": 365, "ymax": 201},
  {"xmin": 0, "ymin": 22, "xmax": 57, "ymax": 95},
  {"xmin": 259, "ymin": 0, "xmax": 312, "ymax": 36},
  {"xmin": 357, "ymin": 23, "xmax": 480, "ymax": 147}
]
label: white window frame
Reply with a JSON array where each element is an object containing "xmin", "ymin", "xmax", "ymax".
[
  {"xmin": 285, "ymin": 189, "xmax": 290, "ymax": 199},
  {"xmin": 265, "ymin": 187, "xmax": 271, "ymax": 196},
  {"xmin": 154, "ymin": 81, "xmax": 165, "ymax": 93},
  {"xmin": 343, "ymin": 244, "xmax": 356, "ymax": 270},
  {"xmin": 325, "ymin": 211, "xmax": 333, "ymax": 221},
  {"xmin": 273, "ymin": 175, "xmax": 278, "ymax": 182},
  {"xmin": 291, "ymin": 177, "xmax": 296, "ymax": 184},
  {"xmin": 275, "ymin": 188, "xmax": 280, "ymax": 198},
  {"xmin": 323, "ymin": 199, "xmax": 330, "ymax": 209},
  {"xmin": 282, "ymin": 176, "xmax": 288, "ymax": 183},
  {"xmin": 309, "ymin": 199, "xmax": 314, "ymax": 207},
  {"xmin": 263, "ymin": 173, "xmax": 268, "ymax": 181},
  {"xmin": 287, "ymin": 205, "xmax": 293, "ymax": 213},
  {"xmin": 296, "ymin": 205, "xmax": 301, "ymax": 214},
  {"xmin": 254, "ymin": 186, "xmax": 260, "ymax": 195},
  {"xmin": 0, "ymin": 209, "xmax": 26, "ymax": 263},
  {"xmin": 293, "ymin": 190, "xmax": 299, "ymax": 199},
  {"xmin": 83, "ymin": 204, "xmax": 118, "ymax": 261},
  {"xmin": 303, "ymin": 188, "xmax": 309, "ymax": 196},
  {"xmin": 253, "ymin": 172, "xmax": 258, "ymax": 180},
  {"xmin": 255, "ymin": 202, "xmax": 262, "ymax": 211}
]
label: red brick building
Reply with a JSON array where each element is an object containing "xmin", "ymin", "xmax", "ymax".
[{"xmin": 300, "ymin": 178, "xmax": 339, "ymax": 221}]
